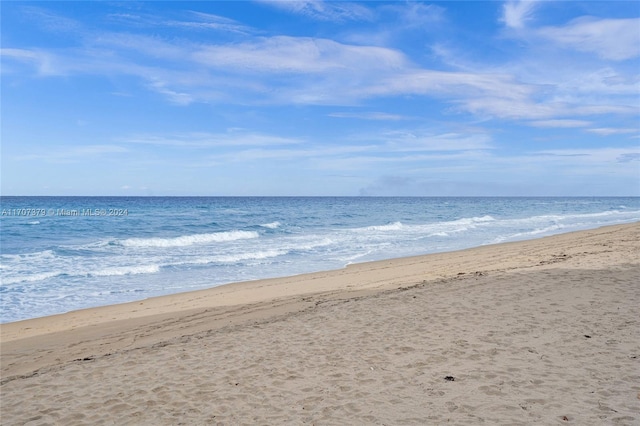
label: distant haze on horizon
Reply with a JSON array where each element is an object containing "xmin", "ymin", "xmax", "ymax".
[{"xmin": 1, "ymin": 1, "xmax": 639, "ymax": 196}]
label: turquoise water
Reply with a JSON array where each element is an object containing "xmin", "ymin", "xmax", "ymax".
[{"xmin": 1, "ymin": 196, "xmax": 638, "ymax": 323}]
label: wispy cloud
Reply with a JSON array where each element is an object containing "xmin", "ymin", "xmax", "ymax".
[
  {"xmin": 359, "ymin": 143, "xmax": 640, "ymax": 195},
  {"xmin": 3, "ymin": 3, "xmax": 638, "ymax": 140},
  {"xmin": 529, "ymin": 120, "xmax": 591, "ymax": 128},
  {"xmin": 121, "ymin": 131, "xmax": 303, "ymax": 147},
  {"xmin": 532, "ymin": 148, "xmax": 640, "ymax": 169},
  {"xmin": 5, "ymin": 25, "xmax": 634, "ymax": 121},
  {"xmin": 501, "ymin": 0, "xmax": 538, "ymax": 29},
  {"xmin": 146, "ymin": 80, "xmax": 194, "ymax": 105},
  {"xmin": 328, "ymin": 112, "xmax": 411, "ymax": 121},
  {"xmin": 13, "ymin": 145, "xmax": 128, "ymax": 163},
  {"xmin": 1, "ymin": 48, "xmax": 60, "ymax": 76},
  {"xmin": 374, "ymin": 130, "xmax": 493, "ymax": 153},
  {"xmin": 204, "ymin": 143, "xmax": 375, "ymax": 166},
  {"xmin": 21, "ymin": 5, "xmax": 82, "ymax": 33},
  {"xmin": 257, "ymin": 0, "xmax": 373, "ymax": 22},
  {"xmin": 159, "ymin": 128, "xmax": 494, "ymax": 171},
  {"xmin": 537, "ymin": 17, "xmax": 640, "ymax": 61},
  {"xmin": 192, "ymin": 36, "xmax": 407, "ymax": 74},
  {"xmin": 586, "ymin": 128, "xmax": 639, "ymax": 136},
  {"xmin": 107, "ymin": 10, "xmax": 253, "ymax": 34},
  {"xmin": 380, "ymin": 2, "xmax": 445, "ymax": 28},
  {"xmin": 617, "ymin": 153, "xmax": 640, "ymax": 163},
  {"xmin": 168, "ymin": 11, "xmax": 254, "ymax": 34},
  {"xmin": 358, "ymin": 174, "xmax": 517, "ymax": 197}
]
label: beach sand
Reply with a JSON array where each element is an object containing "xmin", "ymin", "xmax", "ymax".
[{"xmin": 1, "ymin": 223, "xmax": 639, "ymax": 425}]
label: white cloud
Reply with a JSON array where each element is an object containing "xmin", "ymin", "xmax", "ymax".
[
  {"xmin": 356, "ymin": 69, "xmax": 537, "ymax": 110},
  {"xmin": 257, "ymin": 0, "xmax": 373, "ymax": 22},
  {"xmin": 570, "ymin": 68, "xmax": 640, "ymax": 96},
  {"xmin": 0, "ymin": 48, "xmax": 59, "ymax": 76},
  {"xmin": 94, "ymin": 33, "xmax": 188, "ymax": 61},
  {"xmin": 21, "ymin": 5, "xmax": 82, "ymax": 33},
  {"xmin": 169, "ymin": 11, "xmax": 253, "ymax": 34},
  {"xmin": 537, "ymin": 17, "xmax": 640, "ymax": 61},
  {"xmin": 617, "ymin": 153, "xmax": 640, "ymax": 163},
  {"xmin": 177, "ymin": 129, "xmax": 492, "ymax": 169},
  {"xmin": 205, "ymin": 144, "xmax": 374, "ymax": 165},
  {"xmin": 381, "ymin": 2, "xmax": 445, "ymax": 28},
  {"xmin": 121, "ymin": 131, "xmax": 303, "ymax": 147},
  {"xmin": 358, "ymin": 175, "xmax": 521, "ymax": 197},
  {"xmin": 13, "ymin": 145, "xmax": 128, "ymax": 163},
  {"xmin": 572, "ymin": 104, "xmax": 638, "ymax": 116},
  {"xmin": 147, "ymin": 80, "xmax": 194, "ymax": 105},
  {"xmin": 106, "ymin": 10, "xmax": 253, "ymax": 34},
  {"xmin": 529, "ymin": 120, "xmax": 590, "ymax": 128},
  {"xmin": 192, "ymin": 36, "xmax": 407, "ymax": 74},
  {"xmin": 501, "ymin": 1, "xmax": 538, "ymax": 29},
  {"xmin": 357, "ymin": 144, "xmax": 640, "ymax": 196},
  {"xmin": 433, "ymin": 22, "xmax": 638, "ymax": 120},
  {"xmin": 328, "ymin": 112, "xmax": 411, "ymax": 121},
  {"xmin": 459, "ymin": 94, "xmax": 638, "ymax": 121},
  {"xmin": 3, "ymin": 7, "xmax": 637, "ymax": 124},
  {"xmin": 533, "ymin": 148, "xmax": 640, "ymax": 167},
  {"xmin": 586, "ymin": 128, "xmax": 639, "ymax": 136},
  {"xmin": 7, "ymin": 32, "xmax": 631, "ymax": 119},
  {"xmin": 375, "ymin": 130, "xmax": 493, "ymax": 153}
]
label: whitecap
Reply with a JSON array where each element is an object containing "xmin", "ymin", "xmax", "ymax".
[
  {"xmin": 118, "ymin": 230, "xmax": 259, "ymax": 248},
  {"xmin": 90, "ymin": 264, "xmax": 161, "ymax": 277},
  {"xmin": 212, "ymin": 249, "xmax": 288, "ymax": 263},
  {"xmin": 429, "ymin": 231, "xmax": 449, "ymax": 237},
  {"xmin": 364, "ymin": 222, "xmax": 404, "ymax": 231},
  {"xmin": 260, "ymin": 221, "xmax": 281, "ymax": 229},
  {"xmin": 450, "ymin": 215, "xmax": 495, "ymax": 225},
  {"xmin": 1, "ymin": 271, "xmax": 62, "ymax": 285}
]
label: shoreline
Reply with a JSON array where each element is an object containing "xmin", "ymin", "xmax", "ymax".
[
  {"xmin": 1, "ymin": 222, "xmax": 639, "ymax": 424},
  {"xmin": 2, "ymin": 198, "xmax": 638, "ymax": 325},
  {"xmin": 2, "ymin": 222, "xmax": 637, "ymax": 352},
  {"xmin": 1, "ymin": 222, "xmax": 635, "ymax": 337},
  {"xmin": 2, "ymin": 223, "xmax": 638, "ymax": 336}
]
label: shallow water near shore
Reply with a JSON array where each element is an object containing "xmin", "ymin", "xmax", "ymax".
[{"xmin": 1, "ymin": 196, "xmax": 639, "ymax": 322}]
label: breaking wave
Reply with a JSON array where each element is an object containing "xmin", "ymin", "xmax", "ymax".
[{"xmin": 118, "ymin": 230, "xmax": 259, "ymax": 248}]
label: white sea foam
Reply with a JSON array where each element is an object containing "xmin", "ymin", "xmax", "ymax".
[
  {"xmin": 119, "ymin": 230, "xmax": 259, "ymax": 248},
  {"xmin": 364, "ymin": 221, "xmax": 404, "ymax": 231},
  {"xmin": 498, "ymin": 210, "xmax": 640, "ymax": 229},
  {"xmin": 403, "ymin": 216, "xmax": 496, "ymax": 236},
  {"xmin": 450, "ymin": 215, "xmax": 495, "ymax": 225},
  {"xmin": 429, "ymin": 231, "xmax": 449, "ymax": 237},
  {"xmin": 90, "ymin": 264, "xmax": 161, "ymax": 277},
  {"xmin": 1, "ymin": 250, "xmax": 57, "ymax": 261},
  {"xmin": 166, "ymin": 249, "xmax": 288, "ymax": 266},
  {"xmin": 212, "ymin": 249, "xmax": 288, "ymax": 263},
  {"xmin": 260, "ymin": 221, "xmax": 281, "ymax": 229},
  {"xmin": 285, "ymin": 237, "xmax": 337, "ymax": 252},
  {"xmin": 2, "ymin": 262, "xmax": 161, "ymax": 284},
  {"xmin": 1, "ymin": 271, "xmax": 62, "ymax": 285},
  {"xmin": 491, "ymin": 224, "xmax": 566, "ymax": 244}
]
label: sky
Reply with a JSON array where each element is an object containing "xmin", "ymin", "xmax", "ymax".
[{"xmin": 1, "ymin": 1, "xmax": 639, "ymax": 196}]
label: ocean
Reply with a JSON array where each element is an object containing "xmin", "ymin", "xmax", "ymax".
[{"xmin": 1, "ymin": 196, "xmax": 639, "ymax": 323}]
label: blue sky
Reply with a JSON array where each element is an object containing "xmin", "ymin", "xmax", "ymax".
[{"xmin": 1, "ymin": 1, "xmax": 639, "ymax": 196}]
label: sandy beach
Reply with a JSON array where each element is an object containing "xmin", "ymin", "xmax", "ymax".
[{"xmin": 1, "ymin": 223, "xmax": 639, "ymax": 425}]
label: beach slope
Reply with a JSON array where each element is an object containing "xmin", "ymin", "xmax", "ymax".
[{"xmin": 1, "ymin": 223, "xmax": 639, "ymax": 424}]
